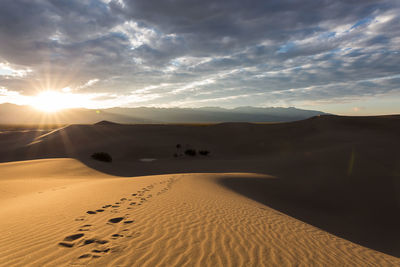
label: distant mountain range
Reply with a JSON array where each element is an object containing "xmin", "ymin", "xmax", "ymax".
[{"xmin": 0, "ymin": 103, "xmax": 328, "ymax": 124}]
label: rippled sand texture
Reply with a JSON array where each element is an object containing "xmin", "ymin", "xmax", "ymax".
[{"xmin": 0, "ymin": 159, "xmax": 398, "ymax": 266}]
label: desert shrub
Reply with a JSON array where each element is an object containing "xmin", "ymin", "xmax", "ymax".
[
  {"xmin": 91, "ymin": 152, "xmax": 112, "ymax": 162},
  {"xmin": 199, "ymin": 150, "xmax": 210, "ymax": 156},
  {"xmin": 184, "ymin": 149, "xmax": 197, "ymax": 156}
]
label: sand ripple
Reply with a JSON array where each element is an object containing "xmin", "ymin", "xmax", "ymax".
[{"xmin": 0, "ymin": 160, "xmax": 398, "ymax": 266}]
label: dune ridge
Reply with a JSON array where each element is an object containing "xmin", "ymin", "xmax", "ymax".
[{"xmin": 0, "ymin": 159, "xmax": 398, "ymax": 266}]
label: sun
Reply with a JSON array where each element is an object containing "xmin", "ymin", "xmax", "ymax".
[
  {"xmin": 30, "ymin": 90, "xmax": 91, "ymax": 112},
  {"xmin": 30, "ymin": 91, "xmax": 69, "ymax": 112}
]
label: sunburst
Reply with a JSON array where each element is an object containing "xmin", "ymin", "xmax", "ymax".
[{"xmin": 30, "ymin": 90, "xmax": 91, "ymax": 112}]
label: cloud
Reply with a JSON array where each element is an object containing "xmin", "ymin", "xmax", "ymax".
[
  {"xmin": 0, "ymin": 63, "xmax": 31, "ymax": 77},
  {"xmin": 0, "ymin": 0, "xmax": 398, "ymax": 111}
]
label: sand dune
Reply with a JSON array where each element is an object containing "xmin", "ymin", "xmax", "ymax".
[
  {"xmin": 0, "ymin": 159, "xmax": 398, "ymax": 266},
  {"xmin": 0, "ymin": 115, "xmax": 399, "ymax": 265}
]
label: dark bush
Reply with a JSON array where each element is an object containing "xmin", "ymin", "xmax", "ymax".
[
  {"xmin": 91, "ymin": 152, "xmax": 112, "ymax": 162},
  {"xmin": 184, "ymin": 149, "xmax": 197, "ymax": 156},
  {"xmin": 199, "ymin": 150, "xmax": 210, "ymax": 156}
]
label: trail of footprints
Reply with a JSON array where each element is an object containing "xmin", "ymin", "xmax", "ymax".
[{"xmin": 58, "ymin": 177, "xmax": 177, "ymax": 263}]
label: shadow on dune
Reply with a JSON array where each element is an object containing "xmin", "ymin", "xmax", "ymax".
[{"xmin": 218, "ymin": 169, "xmax": 400, "ymax": 257}]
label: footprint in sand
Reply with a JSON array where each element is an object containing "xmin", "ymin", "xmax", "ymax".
[
  {"xmin": 74, "ymin": 253, "xmax": 100, "ymax": 264},
  {"xmin": 92, "ymin": 248, "xmax": 110, "ymax": 254},
  {"xmin": 64, "ymin": 234, "xmax": 85, "ymax": 241},
  {"xmin": 59, "ymin": 233, "xmax": 85, "ymax": 248},
  {"xmin": 75, "ymin": 216, "xmax": 86, "ymax": 221},
  {"xmin": 64, "ymin": 233, "xmax": 85, "ymax": 242},
  {"xmin": 82, "ymin": 239, "xmax": 96, "ymax": 245},
  {"xmin": 65, "ymin": 182, "xmax": 173, "ymax": 252},
  {"xmin": 78, "ymin": 225, "xmax": 91, "ymax": 232},
  {"xmin": 108, "ymin": 217, "xmax": 124, "ymax": 223},
  {"xmin": 81, "ymin": 238, "xmax": 109, "ymax": 246},
  {"xmin": 59, "ymin": 242, "xmax": 74, "ymax": 248},
  {"xmin": 111, "ymin": 234, "xmax": 124, "ymax": 239},
  {"xmin": 78, "ymin": 254, "xmax": 91, "ymax": 259}
]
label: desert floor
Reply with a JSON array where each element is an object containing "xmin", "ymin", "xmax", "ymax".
[{"xmin": 0, "ymin": 115, "xmax": 399, "ymax": 266}]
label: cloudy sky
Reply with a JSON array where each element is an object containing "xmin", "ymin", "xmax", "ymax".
[{"xmin": 0, "ymin": 0, "xmax": 399, "ymax": 115}]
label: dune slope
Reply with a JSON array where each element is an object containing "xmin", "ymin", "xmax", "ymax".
[{"xmin": 0, "ymin": 159, "xmax": 398, "ymax": 266}]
